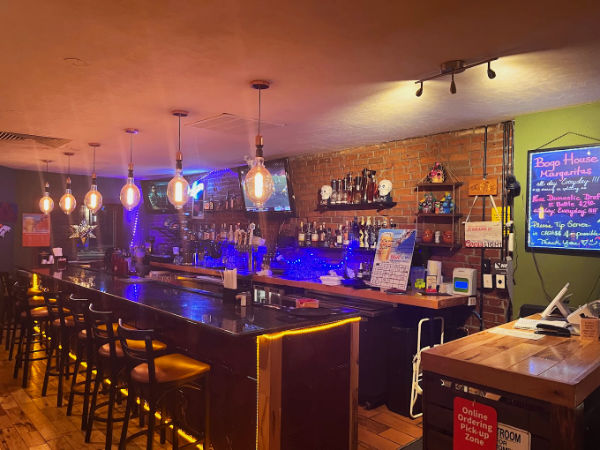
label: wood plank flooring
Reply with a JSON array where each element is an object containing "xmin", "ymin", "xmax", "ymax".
[{"xmin": 0, "ymin": 333, "xmax": 421, "ymax": 449}]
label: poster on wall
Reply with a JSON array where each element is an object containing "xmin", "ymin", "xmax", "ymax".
[
  {"xmin": 22, "ymin": 213, "xmax": 51, "ymax": 247},
  {"xmin": 465, "ymin": 221, "xmax": 502, "ymax": 248},
  {"xmin": 526, "ymin": 144, "xmax": 600, "ymax": 253},
  {"xmin": 369, "ymin": 229, "xmax": 416, "ymax": 291}
]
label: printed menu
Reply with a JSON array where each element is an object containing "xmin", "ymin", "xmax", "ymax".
[{"xmin": 527, "ymin": 145, "xmax": 600, "ymax": 252}]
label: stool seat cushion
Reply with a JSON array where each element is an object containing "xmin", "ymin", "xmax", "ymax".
[
  {"xmin": 27, "ymin": 288, "xmax": 42, "ymax": 296},
  {"xmin": 131, "ymin": 353, "xmax": 210, "ymax": 384},
  {"xmin": 22, "ymin": 306, "xmax": 48, "ymax": 319},
  {"xmin": 52, "ymin": 316, "xmax": 75, "ymax": 327},
  {"xmin": 99, "ymin": 339, "xmax": 166, "ymax": 359}
]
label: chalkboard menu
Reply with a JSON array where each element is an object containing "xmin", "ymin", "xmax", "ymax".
[{"xmin": 527, "ymin": 144, "xmax": 600, "ymax": 253}]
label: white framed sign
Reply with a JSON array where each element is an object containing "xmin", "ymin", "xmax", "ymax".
[
  {"xmin": 465, "ymin": 221, "xmax": 502, "ymax": 248},
  {"xmin": 497, "ymin": 423, "xmax": 530, "ymax": 450}
]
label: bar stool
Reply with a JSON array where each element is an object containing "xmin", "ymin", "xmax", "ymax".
[
  {"xmin": 11, "ymin": 282, "xmax": 51, "ymax": 388},
  {"xmin": 41, "ymin": 291, "xmax": 74, "ymax": 406},
  {"xmin": 0, "ymin": 272, "xmax": 13, "ymax": 348},
  {"xmin": 65, "ymin": 295, "xmax": 94, "ymax": 429},
  {"xmin": 117, "ymin": 320, "xmax": 210, "ymax": 450},
  {"xmin": 86, "ymin": 305, "xmax": 166, "ymax": 450}
]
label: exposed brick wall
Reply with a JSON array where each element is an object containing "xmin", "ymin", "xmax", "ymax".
[{"xmin": 285, "ymin": 123, "xmax": 510, "ymax": 331}]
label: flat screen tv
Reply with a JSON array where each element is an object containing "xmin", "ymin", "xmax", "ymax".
[
  {"xmin": 526, "ymin": 144, "xmax": 600, "ymax": 254},
  {"xmin": 141, "ymin": 179, "xmax": 177, "ymax": 213},
  {"xmin": 237, "ymin": 158, "xmax": 296, "ymax": 214}
]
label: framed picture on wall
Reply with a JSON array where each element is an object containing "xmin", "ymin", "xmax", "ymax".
[
  {"xmin": 526, "ymin": 144, "xmax": 600, "ymax": 254},
  {"xmin": 22, "ymin": 213, "xmax": 51, "ymax": 247}
]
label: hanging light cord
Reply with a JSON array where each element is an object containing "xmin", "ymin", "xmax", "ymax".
[
  {"xmin": 257, "ymin": 87, "xmax": 262, "ymax": 136},
  {"xmin": 67, "ymin": 154, "xmax": 71, "ymax": 177},
  {"xmin": 129, "ymin": 133, "xmax": 134, "ymax": 164},
  {"xmin": 178, "ymin": 114, "xmax": 182, "ymax": 153},
  {"xmin": 92, "ymin": 146, "xmax": 96, "ymax": 174}
]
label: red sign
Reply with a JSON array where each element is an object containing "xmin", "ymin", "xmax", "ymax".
[{"xmin": 453, "ymin": 397, "xmax": 497, "ymax": 450}]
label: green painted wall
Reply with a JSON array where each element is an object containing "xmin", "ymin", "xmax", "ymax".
[{"xmin": 513, "ymin": 102, "xmax": 600, "ymax": 316}]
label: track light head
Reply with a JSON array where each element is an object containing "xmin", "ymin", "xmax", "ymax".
[
  {"xmin": 487, "ymin": 61, "xmax": 496, "ymax": 79},
  {"xmin": 450, "ymin": 73, "xmax": 457, "ymax": 94},
  {"xmin": 415, "ymin": 82, "xmax": 423, "ymax": 97}
]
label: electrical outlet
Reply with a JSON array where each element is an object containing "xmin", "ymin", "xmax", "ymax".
[
  {"xmin": 468, "ymin": 296, "xmax": 477, "ymax": 306},
  {"xmin": 496, "ymin": 274, "xmax": 506, "ymax": 289},
  {"xmin": 483, "ymin": 273, "xmax": 494, "ymax": 289}
]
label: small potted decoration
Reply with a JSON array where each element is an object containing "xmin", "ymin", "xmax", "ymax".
[{"xmin": 427, "ymin": 162, "xmax": 446, "ymax": 184}]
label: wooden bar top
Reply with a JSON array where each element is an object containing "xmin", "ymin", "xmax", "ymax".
[
  {"xmin": 252, "ymin": 275, "xmax": 470, "ymax": 310},
  {"xmin": 421, "ymin": 315, "xmax": 600, "ymax": 408},
  {"xmin": 149, "ymin": 263, "xmax": 470, "ymax": 309}
]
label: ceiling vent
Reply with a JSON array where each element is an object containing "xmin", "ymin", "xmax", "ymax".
[
  {"xmin": 0, "ymin": 131, "xmax": 71, "ymax": 148},
  {"xmin": 188, "ymin": 113, "xmax": 284, "ymax": 135}
]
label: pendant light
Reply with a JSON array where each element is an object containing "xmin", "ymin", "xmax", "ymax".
[
  {"xmin": 39, "ymin": 159, "xmax": 55, "ymax": 215},
  {"xmin": 166, "ymin": 110, "xmax": 190, "ymax": 209},
  {"xmin": 83, "ymin": 142, "xmax": 103, "ymax": 214},
  {"xmin": 59, "ymin": 152, "xmax": 77, "ymax": 215},
  {"xmin": 120, "ymin": 128, "xmax": 142, "ymax": 211},
  {"xmin": 243, "ymin": 80, "xmax": 274, "ymax": 208}
]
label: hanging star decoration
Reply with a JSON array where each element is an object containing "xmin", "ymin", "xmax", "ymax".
[{"xmin": 69, "ymin": 219, "xmax": 97, "ymax": 244}]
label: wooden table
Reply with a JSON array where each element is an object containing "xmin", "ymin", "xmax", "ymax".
[{"xmin": 421, "ymin": 316, "xmax": 600, "ymax": 449}]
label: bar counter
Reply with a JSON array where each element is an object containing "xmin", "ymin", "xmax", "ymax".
[
  {"xmin": 151, "ymin": 262, "xmax": 472, "ymax": 310},
  {"xmin": 27, "ymin": 266, "xmax": 361, "ymax": 450}
]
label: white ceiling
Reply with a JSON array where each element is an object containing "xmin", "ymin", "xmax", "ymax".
[{"xmin": 1, "ymin": 0, "xmax": 600, "ymax": 178}]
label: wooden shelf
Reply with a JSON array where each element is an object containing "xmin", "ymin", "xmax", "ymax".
[
  {"xmin": 415, "ymin": 182, "xmax": 463, "ymax": 190},
  {"xmin": 416, "ymin": 213, "xmax": 463, "ymax": 219},
  {"xmin": 315, "ymin": 201, "xmax": 396, "ymax": 212},
  {"xmin": 417, "ymin": 241, "xmax": 462, "ymax": 251}
]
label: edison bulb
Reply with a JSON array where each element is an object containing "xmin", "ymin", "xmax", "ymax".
[
  {"xmin": 120, "ymin": 179, "xmax": 141, "ymax": 211},
  {"xmin": 243, "ymin": 157, "xmax": 274, "ymax": 208},
  {"xmin": 84, "ymin": 184, "xmax": 103, "ymax": 214},
  {"xmin": 167, "ymin": 171, "xmax": 190, "ymax": 209},
  {"xmin": 39, "ymin": 191, "xmax": 54, "ymax": 215},
  {"xmin": 59, "ymin": 191, "xmax": 76, "ymax": 214}
]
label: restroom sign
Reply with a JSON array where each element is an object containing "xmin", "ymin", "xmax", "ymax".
[
  {"xmin": 453, "ymin": 397, "xmax": 497, "ymax": 450},
  {"xmin": 497, "ymin": 423, "xmax": 530, "ymax": 450}
]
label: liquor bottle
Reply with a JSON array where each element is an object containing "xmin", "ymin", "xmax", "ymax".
[
  {"xmin": 390, "ymin": 218, "xmax": 396, "ymax": 228},
  {"xmin": 298, "ymin": 221, "xmax": 306, "ymax": 247},
  {"xmin": 345, "ymin": 173, "xmax": 353, "ymax": 205},
  {"xmin": 336, "ymin": 224, "xmax": 343, "ymax": 247},
  {"xmin": 209, "ymin": 197, "xmax": 214, "ymax": 210},
  {"xmin": 367, "ymin": 171, "xmax": 377, "ymax": 203},
  {"xmin": 382, "ymin": 217, "xmax": 388, "ymax": 229},
  {"xmin": 361, "ymin": 169, "xmax": 369, "ymax": 204},
  {"xmin": 203, "ymin": 199, "xmax": 210, "ymax": 211},
  {"xmin": 319, "ymin": 223, "xmax": 327, "ymax": 246},
  {"xmin": 358, "ymin": 216, "xmax": 365, "ymax": 248},
  {"xmin": 343, "ymin": 221, "xmax": 350, "ymax": 247},
  {"xmin": 311, "ymin": 221, "xmax": 319, "ymax": 245},
  {"xmin": 368, "ymin": 217, "xmax": 378, "ymax": 249},
  {"xmin": 228, "ymin": 224, "xmax": 234, "ymax": 243},
  {"xmin": 357, "ymin": 263, "xmax": 364, "ymax": 280},
  {"xmin": 330, "ymin": 180, "xmax": 338, "ymax": 205}
]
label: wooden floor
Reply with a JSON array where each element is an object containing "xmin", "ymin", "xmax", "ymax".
[{"xmin": 0, "ymin": 335, "xmax": 421, "ymax": 449}]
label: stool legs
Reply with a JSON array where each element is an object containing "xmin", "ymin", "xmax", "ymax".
[
  {"xmin": 85, "ymin": 364, "xmax": 103, "ymax": 443},
  {"xmin": 67, "ymin": 338, "xmax": 94, "ymax": 430}
]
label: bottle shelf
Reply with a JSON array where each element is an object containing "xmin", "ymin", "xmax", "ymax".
[
  {"xmin": 414, "ymin": 182, "xmax": 463, "ymax": 191},
  {"xmin": 416, "ymin": 213, "xmax": 463, "ymax": 220},
  {"xmin": 315, "ymin": 201, "xmax": 397, "ymax": 212}
]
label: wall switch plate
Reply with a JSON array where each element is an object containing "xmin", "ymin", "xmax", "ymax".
[
  {"xmin": 483, "ymin": 273, "xmax": 494, "ymax": 289},
  {"xmin": 496, "ymin": 274, "xmax": 506, "ymax": 289},
  {"xmin": 468, "ymin": 296, "xmax": 477, "ymax": 306}
]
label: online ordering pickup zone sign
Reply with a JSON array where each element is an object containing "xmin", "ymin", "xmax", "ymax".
[
  {"xmin": 453, "ymin": 397, "xmax": 497, "ymax": 450},
  {"xmin": 527, "ymin": 144, "xmax": 600, "ymax": 253}
]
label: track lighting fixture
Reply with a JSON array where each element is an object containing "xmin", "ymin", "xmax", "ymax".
[
  {"xmin": 414, "ymin": 57, "xmax": 497, "ymax": 97},
  {"xmin": 415, "ymin": 82, "xmax": 423, "ymax": 97},
  {"xmin": 487, "ymin": 61, "xmax": 496, "ymax": 79}
]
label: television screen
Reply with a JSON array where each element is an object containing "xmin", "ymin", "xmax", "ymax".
[
  {"xmin": 141, "ymin": 179, "xmax": 176, "ymax": 213},
  {"xmin": 526, "ymin": 144, "xmax": 600, "ymax": 254},
  {"xmin": 238, "ymin": 158, "xmax": 296, "ymax": 214}
]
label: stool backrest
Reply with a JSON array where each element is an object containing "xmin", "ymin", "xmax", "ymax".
[
  {"xmin": 66, "ymin": 294, "xmax": 91, "ymax": 334},
  {"xmin": 117, "ymin": 320, "xmax": 164, "ymax": 385},
  {"xmin": 12, "ymin": 281, "xmax": 32, "ymax": 320},
  {"xmin": 43, "ymin": 291, "xmax": 67, "ymax": 326},
  {"xmin": 86, "ymin": 303, "xmax": 118, "ymax": 357}
]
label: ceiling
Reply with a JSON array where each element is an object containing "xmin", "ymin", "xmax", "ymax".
[{"xmin": 1, "ymin": 0, "xmax": 600, "ymax": 178}]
